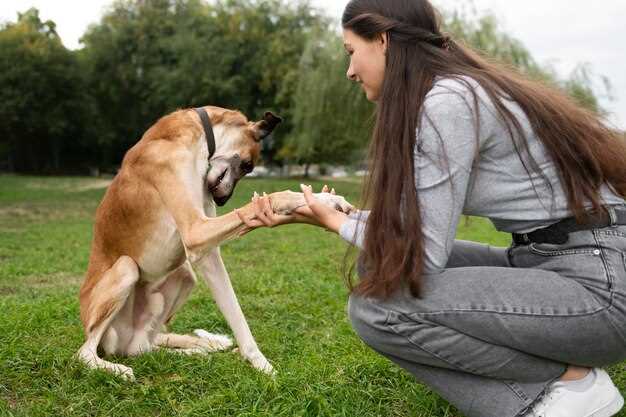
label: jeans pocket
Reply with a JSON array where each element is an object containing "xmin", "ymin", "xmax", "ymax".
[
  {"xmin": 524, "ymin": 241, "xmax": 611, "ymax": 293},
  {"xmin": 527, "ymin": 242, "xmax": 600, "ymax": 257}
]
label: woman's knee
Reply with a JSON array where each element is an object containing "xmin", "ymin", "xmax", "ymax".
[{"xmin": 347, "ymin": 293, "xmax": 390, "ymax": 348}]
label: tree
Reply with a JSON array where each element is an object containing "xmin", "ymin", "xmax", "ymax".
[
  {"xmin": 281, "ymin": 31, "xmax": 372, "ymax": 175},
  {"xmin": 79, "ymin": 0, "xmax": 327, "ymax": 169},
  {"xmin": 0, "ymin": 8, "xmax": 93, "ymax": 173}
]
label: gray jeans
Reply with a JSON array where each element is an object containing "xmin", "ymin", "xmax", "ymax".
[{"xmin": 348, "ymin": 205, "xmax": 626, "ymax": 417}]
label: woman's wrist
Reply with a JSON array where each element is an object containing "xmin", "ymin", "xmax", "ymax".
[{"xmin": 325, "ymin": 211, "xmax": 349, "ymax": 234}]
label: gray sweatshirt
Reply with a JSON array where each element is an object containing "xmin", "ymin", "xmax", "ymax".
[{"xmin": 338, "ymin": 76, "xmax": 625, "ymax": 274}]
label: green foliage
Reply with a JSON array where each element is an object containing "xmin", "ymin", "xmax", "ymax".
[
  {"xmin": 561, "ymin": 64, "xmax": 610, "ymax": 116},
  {"xmin": 0, "ymin": 2, "xmax": 617, "ymax": 174},
  {"xmin": 445, "ymin": 13, "xmax": 543, "ymax": 76},
  {"xmin": 280, "ymin": 31, "xmax": 373, "ymax": 168},
  {"xmin": 79, "ymin": 0, "xmax": 326, "ymax": 167},
  {"xmin": 0, "ymin": 9, "xmax": 94, "ymax": 173}
]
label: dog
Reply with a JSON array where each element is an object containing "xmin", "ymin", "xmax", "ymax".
[{"xmin": 77, "ymin": 106, "xmax": 353, "ymax": 380}]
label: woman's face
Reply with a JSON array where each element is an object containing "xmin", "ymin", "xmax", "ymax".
[{"xmin": 343, "ymin": 29, "xmax": 387, "ymax": 102}]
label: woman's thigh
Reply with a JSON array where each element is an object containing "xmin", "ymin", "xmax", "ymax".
[
  {"xmin": 352, "ymin": 226, "xmax": 626, "ymax": 367},
  {"xmin": 446, "ymin": 239, "xmax": 511, "ymax": 268}
]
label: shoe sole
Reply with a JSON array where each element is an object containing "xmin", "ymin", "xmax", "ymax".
[{"xmin": 590, "ymin": 391, "xmax": 624, "ymax": 417}]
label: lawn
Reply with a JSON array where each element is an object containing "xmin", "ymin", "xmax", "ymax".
[{"xmin": 0, "ymin": 174, "xmax": 621, "ymax": 417}]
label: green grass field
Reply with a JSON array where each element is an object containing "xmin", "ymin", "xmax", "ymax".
[{"xmin": 1, "ymin": 174, "xmax": 623, "ymax": 417}]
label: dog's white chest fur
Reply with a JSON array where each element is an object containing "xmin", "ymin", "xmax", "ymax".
[
  {"xmin": 137, "ymin": 213, "xmax": 186, "ymax": 280},
  {"xmin": 137, "ymin": 198, "xmax": 217, "ymax": 280}
]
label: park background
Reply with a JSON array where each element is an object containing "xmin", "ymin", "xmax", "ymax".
[{"xmin": 1, "ymin": 1, "xmax": 625, "ymax": 416}]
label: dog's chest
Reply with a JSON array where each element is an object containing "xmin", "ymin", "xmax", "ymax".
[
  {"xmin": 137, "ymin": 200, "xmax": 217, "ymax": 280},
  {"xmin": 137, "ymin": 214, "xmax": 187, "ymax": 280}
]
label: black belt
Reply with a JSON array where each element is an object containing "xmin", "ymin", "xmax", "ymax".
[{"xmin": 512, "ymin": 204, "xmax": 626, "ymax": 245}]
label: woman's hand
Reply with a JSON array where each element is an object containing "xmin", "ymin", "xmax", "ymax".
[
  {"xmin": 234, "ymin": 192, "xmax": 300, "ymax": 235},
  {"xmin": 294, "ymin": 184, "xmax": 348, "ymax": 233},
  {"xmin": 235, "ymin": 184, "xmax": 349, "ymax": 235}
]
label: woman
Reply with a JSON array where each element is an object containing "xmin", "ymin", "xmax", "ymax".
[{"xmin": 235, "ymin": 0, "xmax": 626, "ymax": 416}]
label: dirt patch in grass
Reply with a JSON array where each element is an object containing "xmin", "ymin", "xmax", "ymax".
[
  {"xmin": 72, "ymin": 179, "xmax": 113, "ymax": 192},
  {"xmin": 0, "ymin": 207, "xmax": 32, "ymax": 218},
  {"xmin": 24, "ymin": 178, "xmax": 112, "ymax": 192},
  {"xmin": 1, "ymin": 392, "xmax": 18, "ymax": 410},
  {"xmin": 23, "ymin": 273, "xmax": 84, "ymax": 289},
  {"xmin": 0, "ymin": 286, "xmax": 17, "ymax": 296},
  {"xmin": 0, "ymin": 273, "xmax": 83, "ymax": 295},
  {"xmin": 0, "ymin": 201, "xmax": 96, "ymax": 227}
]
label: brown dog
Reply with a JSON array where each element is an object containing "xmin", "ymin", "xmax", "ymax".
[{"xmin": 77, "ymin": 106, "xmax": 353, "ymax": 380}]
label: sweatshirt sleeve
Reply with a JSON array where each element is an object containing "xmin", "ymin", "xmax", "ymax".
[
  {"xmin": 338, "ymin": 81, "xmax": 483, "ymax": 274},
  {"xmin": 339, "ymin": 210, "xmax": 369, "ymax": 248},
  {"xmin": 349, "ymin": 209, "xmax": 370, "ymax": 221},
  {"xmin": 414, "ymin": 85, "xmax": 481, "ymax": 273}
]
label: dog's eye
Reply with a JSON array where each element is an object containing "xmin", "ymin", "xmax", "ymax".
[{"xmin": 241, "ymin": 160, "xmax": 254, "ymax": 173}]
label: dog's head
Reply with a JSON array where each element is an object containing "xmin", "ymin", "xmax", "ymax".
[{"xmin": 203, "ymin": 108, "xmax": 282, "ymax": 206}]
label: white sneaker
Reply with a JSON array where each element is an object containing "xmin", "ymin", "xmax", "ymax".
[{"xmin": 526, "ymin": 368, "xmax": 624, "ymax": 417}]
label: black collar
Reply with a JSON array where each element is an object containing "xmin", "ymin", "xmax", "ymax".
[{"xmin": 193, "ymin": 107, "xmax": 216, "ymax": 159}]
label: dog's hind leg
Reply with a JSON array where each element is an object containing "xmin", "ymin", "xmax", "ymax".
[
  {"xmin": 157, "ymin": 261, "xmax": 197, "ymax": 327},
  {"xmin": 152, "ymin": 262, "xmax": 233, "ymax": 353},
  {"xmin": 76, "ymin": 256, "xmax": 139, "ymax": 380}
]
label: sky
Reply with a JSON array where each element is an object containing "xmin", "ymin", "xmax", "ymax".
[{"xmin": 1, "ymin": 0, "xmax": 624, "ymax": 130}]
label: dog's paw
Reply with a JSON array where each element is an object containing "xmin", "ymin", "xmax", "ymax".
[
  {"xmin": 193, "ymin": 329, "xmax": 234, "ymax": 352},
  {"xmin": 266, "ymin": 189, "xmax": 354, "ymax": 216},
  {"xmin": 105, "ymin": 363, "xmax": 135, "ymax": 382},
  {"xmin": 267, "ymin": 190, "xmax": 305, "ymax": 215},
  {"xmin": 313, "ymin": 192, "xmax": 354, "ymax": 214},
  {"xmin": 166, "ymin": 347, "xmax": 211, "ymax": 356},
  {"xmin": 76, "ymin": 348, "xmax": 135, "ymax": 381},
  {"xmin": 239, "ymin": 348, "xmax": 275, "ymax": 376}
]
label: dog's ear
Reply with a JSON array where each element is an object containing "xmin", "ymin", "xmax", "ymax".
[{"xmin": 253, "ymin": 111, "xmax": 282, "ymax": 141}]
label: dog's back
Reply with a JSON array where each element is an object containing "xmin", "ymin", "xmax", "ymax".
[{"xmin": 79, "ymin": 111, "xmax": 194, "ymax": 328}]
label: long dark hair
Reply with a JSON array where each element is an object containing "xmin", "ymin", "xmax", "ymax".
[{"xmin": 342, "ymin": 0, "xmax": 626, "ymax": 299}]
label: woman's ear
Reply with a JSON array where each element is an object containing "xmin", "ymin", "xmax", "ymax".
[{"xmin": 379, "ymin": 32, "xmax": 389, "ymax": 55}]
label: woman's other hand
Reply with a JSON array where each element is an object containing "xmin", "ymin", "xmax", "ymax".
[{"xmin": 294, "ymin": 183, "xmax": 349, "ymax": 233}]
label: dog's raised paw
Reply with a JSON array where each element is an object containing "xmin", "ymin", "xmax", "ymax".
[
  {"xmin": 193, "ymin": 329, "xmax": 234, "ymax": 351},
  {"xmin": 313, "ymin": 192, "xmax": 354, "ymax": 214}
]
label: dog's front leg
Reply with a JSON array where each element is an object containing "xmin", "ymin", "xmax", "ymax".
[
  {"xmin": 194, "ymin": 247, "xmax": 273, "ymax": 375},
  {"xmin": 182, "ymin": 190, "xmax": 353, "ymax": 262}
]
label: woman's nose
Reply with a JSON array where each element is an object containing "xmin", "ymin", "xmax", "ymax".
[{"xmin": 346, "ymin": 64, "xmax": 357, "ymax": 82}]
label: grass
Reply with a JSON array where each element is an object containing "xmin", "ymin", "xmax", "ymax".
[{"xmin": 0, "ymin": 174, "xmax": 623, "ymax": 417}]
